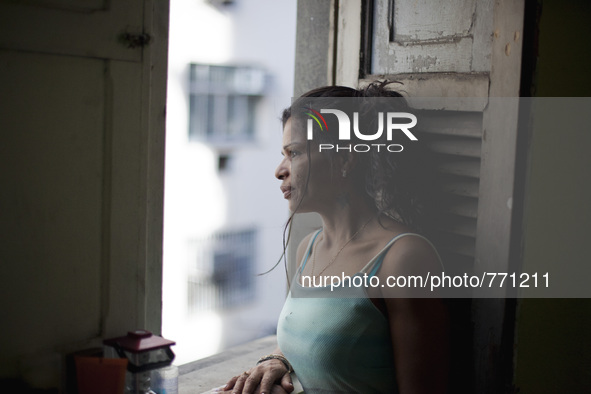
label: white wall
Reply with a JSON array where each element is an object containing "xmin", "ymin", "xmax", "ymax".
[{"xmin": 163, "ymin": 0, "xmax": 296, "ymax": 364}]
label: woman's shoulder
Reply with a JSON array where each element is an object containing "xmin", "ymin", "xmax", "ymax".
[
  {"xmin": 371, "ymin": 232, "xmax": 442, "ymax": 298},
  {"xmin": 379, "ymin": 231, "xmax": 442, "ymax": 276}
]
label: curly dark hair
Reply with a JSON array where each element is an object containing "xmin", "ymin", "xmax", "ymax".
[
  {"xmin": 262, "ymin": 81, "xmax": 437, "ymax": 277},
  {"xmin": 283, "ymin": 80, "xmax": 434, "ymax": 231}
]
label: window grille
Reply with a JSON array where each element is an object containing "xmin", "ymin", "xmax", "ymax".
[
  {"xmin": 187, "ymin": 228, "xmax": 256, "ymax": 312},
  {"xmin": 188, "ymin": 64, "xmax": 266, "ymax": 145}
]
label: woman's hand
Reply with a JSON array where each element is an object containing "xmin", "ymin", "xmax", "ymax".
[
  {"xmin": 214, "ymin": 384, "xmax": 290, "ymax": 394},
  {"xmin": 221, "ymin": 359, "xmax": 294, "ymax": 394}
]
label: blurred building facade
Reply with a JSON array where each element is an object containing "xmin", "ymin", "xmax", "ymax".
[{"xmin": 162, "ymin": 0, "xmax": 296, "ymax": 364}]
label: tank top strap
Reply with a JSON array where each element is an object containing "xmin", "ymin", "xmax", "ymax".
[
  {"xmin": 360, "ymin": 233, "xmax": 444, "ymax": 277},
  {"xmin": 298, "ymin": 229, "xmax": 323, "ymax": 274}
]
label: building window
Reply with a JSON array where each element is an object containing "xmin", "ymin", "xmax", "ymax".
[
  {"xmin": 188, "ymin": 64, "xmax": 266, "ymax": 145},
  {"xmin": 187, "ymin": 228, "xmax": 256, "ymax": 312}
]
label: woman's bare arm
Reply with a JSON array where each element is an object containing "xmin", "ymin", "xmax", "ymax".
[{"xmin": 380, "ymin": 236, "xmax": 449, "ymax": 394}]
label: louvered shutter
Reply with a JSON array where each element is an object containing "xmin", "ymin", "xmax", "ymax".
[
  {"xmin": 421, "ymin": 110, "xmax": 482, "ymax": 274},
  {"xmin": 331, "ymin": 1, "xmax": 525, "ymax": 393}
]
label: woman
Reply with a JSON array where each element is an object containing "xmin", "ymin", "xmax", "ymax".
[{"xmin": 220, "ymin": 82, "xmax": 449, "ymax": 394}]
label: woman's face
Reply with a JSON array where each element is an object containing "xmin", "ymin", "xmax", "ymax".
[{"xmin": 274, "ymin": 118, "xmax": 336, "ymax": 212}]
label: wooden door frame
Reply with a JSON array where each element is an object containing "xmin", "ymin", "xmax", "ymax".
[{"xmin": 134, "ymin": 0, "xmax": 169, "ymax": 335}]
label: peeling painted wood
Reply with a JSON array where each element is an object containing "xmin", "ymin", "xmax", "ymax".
[
  {"xmin": 361, "ymin": 72, "xmax": 489, "ymax": 111},
  {"xmin": 372, "ymin": 0, "xmax": 494, "ymax": 74}
]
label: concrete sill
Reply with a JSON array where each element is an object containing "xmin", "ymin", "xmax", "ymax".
[{"xmin": 178, "ymin": 335, "xmax": 278, "ymax": 394}]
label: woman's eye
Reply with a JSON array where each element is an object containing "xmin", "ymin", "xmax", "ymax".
[{"xmin": 290, "ymin": 150, "xmax": 300, "ymax": 158}]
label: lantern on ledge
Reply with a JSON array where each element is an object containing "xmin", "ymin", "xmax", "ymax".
[{"xmin": 103, "ymin": 330, "xmax": 176, "ymax": 394}]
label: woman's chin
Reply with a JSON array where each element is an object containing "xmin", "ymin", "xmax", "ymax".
[
  {"xmin": 287, "ymin": 197, "xmax": 303, "ymax": 213},
  {"xmin": 289, "ymin": 201, "xmax": 314, "ymax": 214}
]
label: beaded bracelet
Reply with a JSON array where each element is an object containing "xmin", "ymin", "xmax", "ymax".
[{"xmin": 256, "ymin": 354, "xmax": 294, "ymax": 373}]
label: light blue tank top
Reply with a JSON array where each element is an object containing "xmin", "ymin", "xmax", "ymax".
[{"xmin": 277, "ymin": 230, "xmax": 438, "ymax": 393}]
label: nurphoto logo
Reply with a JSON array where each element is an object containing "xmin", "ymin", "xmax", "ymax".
[{"xmin": 305, "ymin": 108, "xmax": 418, "ymax": 153}]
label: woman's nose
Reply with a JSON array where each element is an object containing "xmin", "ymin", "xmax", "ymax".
[{"xmin": 275, "ymin": 158, "xmax": 289, "ymax": 180}]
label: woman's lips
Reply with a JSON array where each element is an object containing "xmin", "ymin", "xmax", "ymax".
[{"xmin": 280, "ymin": 186, "xmax": 292, "ymax": 199}]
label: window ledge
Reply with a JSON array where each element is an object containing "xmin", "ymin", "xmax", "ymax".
[{"xmin": 179, "ymin": 335, "xmax": 278, "ymax": 394}]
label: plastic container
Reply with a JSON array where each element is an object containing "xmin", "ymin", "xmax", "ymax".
[{"xmin": 150, "ymin": 365, "xmax": 178, "ymax": 394}]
